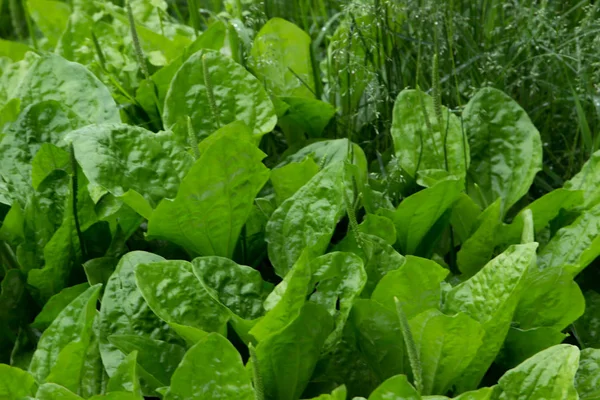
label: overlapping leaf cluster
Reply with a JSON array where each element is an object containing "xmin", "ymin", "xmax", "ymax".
[{"xmin": 1, "ymin": 1, "xmax": 600, "ymax": 400}]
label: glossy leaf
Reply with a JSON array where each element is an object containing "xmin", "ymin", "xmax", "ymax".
[
  {"xmin": 266, "ymin": 161, "xmax": 346, "ymax": 277},
  {"xmin": 464, "ymin": 87, "xmax": 542, "ymax": 213},
  {"xmin": 31, "ymin": 143, "xmax": 71, "ymax": 190},
  {"xmin": 27, "ymin": 0, "xmax": 71, "ymax": 46},
  {"xmin": 164, "ymin": 333, "xmax": 254, "ymax": 400},
  {"xmin": 496, "ymin": 327, "xmax": 566, "ymax": 369},
  {"xmin": 270, "ymin": 157, "xmax": 320, "ymax": 205},
  {"xmin": 391, "ymin": 89, "xmax": 469, "ymax": 179},
  {"xmin": 31, "ymin": 283, "xmax": 90, "ymax": 331},
  {"xmin": 575, "ymin": 348, "xmax": 600, "ymax": 399},
  {"xmin": 573, "ymin": 290, "xmax": 600, "ymax": 349},
  {"xmin": 163, "ymin": 49, "xmax": 276, "ymax": 144},
  {"xmin": 443, "ymin": 243, "xmax": 537, "ymax": 392},
  {"xmin": 564, "ymin": 149, "xmax": 600, "ymax": 209},
  {"xmin": 107, "ymin": 351, "xmax": 142, "ymax": 397},
  {"xmin": 0, "ymin": 364, "xmax": 37, "ymax": 399},
  {"xmin": 147, "ymin": 135, "xmax": 269, "ymax": 258},
  {"xmin": 368, "ymin": 375, "xmax": 420, "ymax": 400},
  {"xmin": 36, "ymin": 383, "xmax": 83, "ymax": 400},
  {"xmin": 277, "ymin": 97, "xmax": 336, "ymax": 140}
]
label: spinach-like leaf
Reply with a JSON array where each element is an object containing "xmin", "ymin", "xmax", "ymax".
[
  {"xmin": 147, "ymin": 135, "xmax": 269, "ymax": 258},
  {"xmin": 496, "ymin": 327, "xmax": 566, "ymax": 369},
  {"xmin": 31, "ymin": 283, "xmax": 89, "ymax": 331},
  {"xmin": 107, "ymin": 351, "xmax": 142, "ymax": 397},
  {"xmin": 36, "ymin": 383, "xmax": 83, "ymax": 400},
  {"xmin": 575, "ymin": 348, "xmax": 600, "ymax": 399},
  {"xmin": 0, "ymin": 364, "xmax": 37, "ymax": 398},
  {"xmin": 391, "ymin": 89, "xmax": 468, "ymax": 179},
  {"xmin": 573, "ymin": 290, "xmax": 600, "ymax": 349},
  {"xmin": 368, "ymin": 375, "xmax": 420, "ymax": 400},
  {"xmin": 163, "ymin": 49, "xmax": 276, "ymax": 144},
  {"xmin": 270, "ymin": 157, "xmax": 320, "ymax": 205},
  {"xmin": 463, "ymin": 87, "xmax": 542, "ymax": 214},
  {"xmin": 26, "ymin": 0, "xmax": 70, "ymax": 46},
  {"xmin": 564, "ymin": 149, "xmax": 600, "ymax": 209}
]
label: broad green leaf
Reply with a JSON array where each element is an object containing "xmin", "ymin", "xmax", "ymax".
[
  {"xmin": 464, "ymin": 87, "xmax": 542, "ymax": 213},
  {"xmin": 45, "ymin": 337, "xmax": 96, "ymax": 393},
  {"xmin": 165, "ymin": 333, "xmax": 254, "ymax": 400},
  {"xmin": 514, "ymin": 268, "xmax": 584, "ymax": 330},
  {"xmin": 565, "ymin": 149, "xmax": 600, "ymax": 209},
  {"xmin": 271, "ymin": 157, "xmax": 320, "ymax": 205},
  {"xmin": 251, "ymin": 18, "xmax": 315, "ymax": 98},
  {"xmin": 68, "ymin": 124, "xmax": 194, "ymax": 215},
  {"xmin": 27, "ymin": 0, "xmax": 71, "ymax": 46},
  {"xmin": 107, "ymin": 351, "xmax": 142, "ymax": 397},
  {"xmin": 163, "ymin": 49, "xmax": 276, "ymax": 145},
  {"xmin": 195, "ymin": 120, "xmax": 256, "ymax": 155},
  {"xmin": 494, "ymin": 344, "xmax": 579, "ymax": 399},
  {"xmin": 537, "ymin": 203, "xmax": 600, "ymax": 276},
  {"xmin": 31, "ymin": 283, "xmax": 89, "ymax": 331},
  {"xmin": 31, "ymin": 144, "xmax": 71, "ymax": 190},
  {"xmin": 15, "ymin": 54, "xmax": 119, "ymax": 124},
  {"xmin": 107, "ymin": 335, "xmax": 185, "ymax": 390},
  {"xmin": 277, "ymin": 97, "xmax": 336, "ymax": 141},
  {"xmin": 83, "ymin": 257, "xmax": 118, "ymax": 288},
  {"xmin": 496, "ymin": 327, "xmax": 566, "ymax": 369},
  {"xmin": 0, "ymin": 269, "xmax": 34, "ymax": 363},
  {"xmin": 29, "ymin": 284, "xmax": 101, "ymax": 384},
  {"xmin": 450, "ymin": 194, "xmax": 482, "ymax": 244},
  {"xmin": 36, "ymin": 383, "xmax": 83, "ymax": 400},
  {"xmin": 372, "ymin": 255, "xmax": 448, "ymax": 318},
  {"xmin": 0, "ymin": 39, "xmax": 32, "ymax": 62},
  {"xmin": 381, "ymin": 178, "xmax": 462, "ymax": 255},
  {"xmin": 147, "ymin": 135, "xmax": 269, "ymax": 258},
  {"xmin": 191, "ymin": 256, "xmax": 270, "ymax": 320},
  {"xmin": 307, "ymin": 385, "xmax": 347, "ymax": 400},
  {"xmin": 350, "ymin": 299, "xmax": 407, "ymax": 382},
  {"xmin": 573, "ymin": 290, "xmax": 600, "ymax": 349},
  {"xmin": 443, "ymin": 243, "xmax": 537, "ymax": 392},
  {"xmin": 266, "ymin": 161, "xmax": 346, "ymax": 277},
  {"xmin": 309, "ymin": 252, "xmax": 366, "ymax": 349},
  {"xmin": 391, "ymin": 89, "xmax": 469, "ymax": 179},
  {"xmin": 98, "ymin": 252, "xmax": 180, "ymax": 377},
  {"xmin": 79, "ymin": 321, "xmax": 108, "ymax": 399},
  {"xmin": 368, "ymin": 375, "xmax": 420, "ymax": 400},
  {"xmin": 575, "ymin": 348, "xmax": 600, "ymax": 399},
  {"xmin": 409, "ymin": 309, "xmax": 484, "ymax": 395},
  {"xmin": 423, "ymin": 387, "xmax": 493, "ymax": 400},
  {"xmin": 277, "ymin": 139, "xmax": 365, "ymax": 170},
  {"xmin": 0, "ymin": 364, "xmax": 37, "ymax": 399},
  {"xmin": 456, "ymin": 200, "xmax": 502, "ymax": 276},
  {"xmin": 134, "ymin": 260, "xmax": 230, "ymax": 334},
  {"xmin": 256, "ymin": 302, "xmax": 333, "ymax": 400},
  {"xmin": 250, "ymin": 251, "xmax": 312, "ymax": 341}
]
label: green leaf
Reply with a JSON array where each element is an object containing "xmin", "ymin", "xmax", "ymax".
[
  {"xmin": 496, "ymin": 327, "xmax": 566, "ymax": 369},
  {"xmin": 29, "ymin": 284, "xmax": 102, "ymax": 384},
  {"xmin": 309, "ymin": 252, "xmax": 366, "ymax": 349},
  {"xmin": 564, "ymin": 149, "xmax": 600, "ymax": 209},
  {"xmin": 575, "ymin": 348, "xmax": 600, "ymax": 399},
  {"xmin": 251, "ymin": 18, "xmax": 315, "ymax": 98},
  {"xmin": 191, "ymin": 256, "xmax": 269, "ymax": 320},
  {"xmin": 368, "ymin": 375, "xmax": 421, "ymax": 400},
  {"xmin": 36, "ymin": 383, "xmax": 83, "ymax": 400},
  {"xmin": 350, "ymin": 299, "xmax": 407, "ymax": 383},
  {"xmin": 456, "ymin": 200, "xmax": 502, "ymax": 276},
  {"xmin": 266, "ymin": 161, "xmax": 346, "ymax": 277},
  {"xmin": 271, "ymin": 157, "xmax": 320, "ymax": 205},
  {"xmin": 277, "ymin": 139, "xmax": 365, "ymax": 170},
  {"xmin": 409, "ymin": 309, "xmax": 485, "ymax": 395},
  {"xmin": 98, "ymin": 251, "xmax": 180, "ymax": 378},
  {"xmin": 514, "ymin": 268, "xmax": 584, "ymax": 330},
  {"xmin": 31, "ymin": 144, "xmax": 72, "ymax": 190},
  {"xmin": 0, "ymin": 269, "xmax": 33, "ymax": 363},
  {"xmin": 164, "ymin": 333, "xmax": 254, "ymax": 400},
  {"xmin": 391, "ymin": 89, "xmax": 469, "ymax": 179},
  {"xmin": 68, "ymin": 124, "xmax": 194, "ymax": 215},
  {"xmin": 27, "ymin": 0, "xmax": 71, "ymax": 46},
  {"xmin": 256, "ymin": 302, "xmax": 333, "ymax": 400},
  {"xmin": 250, "ymin": 251, "xmax": 312, "ymax": 341},
  {"xmin": 134, "ymin": 260, "xmax": 230, "ymax": 334},
  {"xmin": 164, "ymin": 49, "xmax": 276, "ymax": 145},
  {"xmin": 443, "ymin": 243, "xmax": 537, "ymax": 392},
  {"xmin": 371, "ymin": 255, "xmax": 448, "ymax": 318},
  {"xmin": 15, "ymin": 54, "xmax": 120, "ymax": 124},
  {"xmin": 277, "ymin": 97, "xmax": 336, "ymax": 140},
  {"xmin": 494, "ymin": 344, "xmax": 579, "ymax": 399},
  {"xmin": 307, "ymin": 386, "xmax": 347, "ymax": 400},
  {"xmin": 450, "ymin": 195, "xmax": 482, "ymax": 245},
  {"xmin": 381, "ymin": 178, "xmax": 462, "ymax": 255},
  {"xmin": 147, "ymin": 135, "xmax": 269, "ymax": 258},
  {"xmin": 0, "ymin": 38, "xmax": 32, "ymax": 62},
  {"xmin": 463, "ymin": 87, "xmax": 542, "ymax": 214},
  {"xmin": 537, "ymin": 203, "xmax": 600, "ymax": 276},
  {"xmin": 83, "ymin": 257, "xmax": 118, "ymax": 288},
  {"xmin": 0, "ymin": 364, "xmax": 37, "ymax": 399},
  {"xmin": 573, "ymin": 290, "xmax": 600, "ymax": 349},
  {"xmin": 107, "ymin": 351, "xmax": 142, "ymax": 397},
  {"xmin": 31, "ymin": 283, "xmax": 90, "ymax": 331}
]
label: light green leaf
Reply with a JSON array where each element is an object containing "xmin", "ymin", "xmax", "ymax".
[
  {"xmin": 381, "ymin": 178, "xmax": 463, "ymax": 255},
  {"xmin": 134, "ymin": 260, "xmax": 230, "ymax": 334},
  {"xmin": 372, "ymin": 255, "xmax": 448, "ymax": 318},
  {"xmin": 0, "ymin": 364, "xmax": 37, "ymax": 399},
  {"xmin": 266, "ymin": 161, "xmax": 346, "ymax": 277},
  {"xmin": 537, "ymin": 203, "xmax": 600, "ymax": 276},
  {"xmin": 0, "ymin": 38, "xmax": 32, "ymax": 62},
  {"xmin": 450, "ymin": 194, "xmax": 482, "ymax": 244},
  {"xmin": 147, "ymin": 135, "xmax": 269, "ymax": 258},
  {"xmin": 36, "ymin": 383, "xmax": 83, "ymax": 400},
  {"xmin": 31, "ymin": 144, "xmax": 71, "ymax": 190},
  {"xmin": 368, "ymin": 375, "xmax": 420, "ymax": 400},
  {"xmin": 307, "ymin": 385, "xmax": 347, "ymax": 400},
  {"xmin": 27, "ymin": 0, "xmax": 71, "ymax": 46},
  {"xmin": 165, "ymin": 333, "xmax": 254, "ymax": 400},
  {"xmin": 409, "ymin": 309, "xmax": 484, "ymax": 395},
  {"xmin": 443, "ymin": 243, "xmax": 537, "ymax": 392},
  {"xmin": 107, "ymin": 351, "xmax": 142, "ymax": 396},
  {"xmin": 574, "ymin": 290, "xmax": 600, "ymax": 349},
  {"xmin": 271, "ymin": 157, "xmax": 320, "ymax": 205},
  {"xmin": 31, "ymin": 283, "xmax": 90, "ymax": 331},
  {"xmin": 29, "ymin": 284, "xmax": 102, "ymax": 384},
  {"xmin": 256, "ymin": 302, "xmax": 333, "ymax": 400},
  {"xmin": 277, "ymin": 139, "xmax": 364, "ymax": 169},
  {"xmin": 15, "ymin": 54, "xmax": 119, "ymax": 124},
  {"xmin": 277, "ymin": 97, "xmax": 336, "ymax": 140},
  {"xmin": 494, "ymin": 344, "xmax": 579, "ymax": 400},
  {"xmin": 464, "ymin": 87, "xmax": 542, "ymax": 214},
  {"xmin": 164, "ymin": 49, "xmax": 276, "ymax": 145},
  {"xmin": 496, "ymin": 327, "xmax": 566, "ymax": 369},
  {"xmin": 251, "ymin": 18, "xmax": 315, "ymax": 98},
  {"xmin": 575, "ymin": 348, "xmax": 600, "ymax": 399},
  {"xmin": 423, "ymin": 387, "xmax": 493, "ymax": 400},
  {"xmin": 565, "ymin": 149, "xmax": 600, "ymax": 209},
  {"xmin": 391, "ymin": 89, "xmax": 469, "ymax": 179}
]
